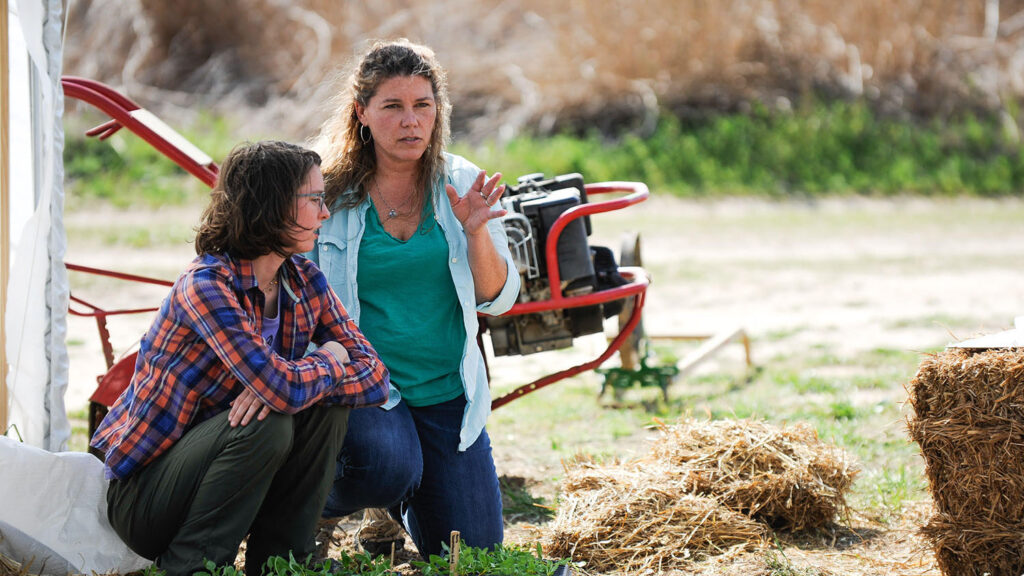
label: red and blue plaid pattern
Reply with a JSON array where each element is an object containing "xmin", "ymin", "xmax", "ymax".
[{"xmin": 91, "ymin": 253, "xmax": 389, "ymax": 480}]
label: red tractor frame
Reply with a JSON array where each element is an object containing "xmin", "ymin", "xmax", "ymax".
[{"xmin": 62, "ymin": 77, "xmax": 656, "ymax": 441}]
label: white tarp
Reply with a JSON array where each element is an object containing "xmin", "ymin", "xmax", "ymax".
[
  {"xmin": 4, "ymin": 0, "xmax": 70, "ymax": 450},
  {"xmin": 949, "ymin": 316, "xmax": 1024, "ymax": 348},
  {"xmin": 0, "ymin": 437, "xmax": 150, "ymax": 574},
  {"xmin": 0, "ymin": 3, "xmax": 147, "ymax": 573}
]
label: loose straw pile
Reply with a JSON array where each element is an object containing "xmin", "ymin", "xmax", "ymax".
[
  {"xmin": 908, "ymin": 348, "xmax": 1024, "ymax": 576},
  {"xmin": 0, "ymin": 551, "xmax": 29, "ymax": 576},
  {"xmin": 546, "ymin": 418, "xmax": 858, "ymax": 573}
]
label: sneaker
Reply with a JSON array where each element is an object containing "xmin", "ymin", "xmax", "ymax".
[
  {"xmin": 354, "ymin": 508, "xmax": 405, "ymax": 557},
  {"xmin": 313, "ymin": 517, "xmax": 345, "ymax": 563}
]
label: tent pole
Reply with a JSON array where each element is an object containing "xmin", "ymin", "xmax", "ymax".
[{"xmin": 1, "ymin": 0, "xmax": 10, "ymax": 434}]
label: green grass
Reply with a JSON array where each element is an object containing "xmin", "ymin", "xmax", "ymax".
[
  {"xmin": 500, "ymin": 476, "xmax": 554, "ymax": 524},
  {"xmin": 487, "ymin": 331, "xmax": 930, "ymax": 530},
  {"xmin": 764, "ymin": 547, "xmax": 828, "ymax": 576},
  {"xmin": 884, "ymin": 313, "xmax": 990, "ymax": 332},
  {"xmin": 860, "ymin": 463, "xmax": 929, "ymax": 524},
  {"xmin": 67, "ymin": 407, "xmax": 91, "ymax": 452}
]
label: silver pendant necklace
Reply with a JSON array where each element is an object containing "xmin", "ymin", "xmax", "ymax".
[{"xmin": 373, "ymin": 180, "xmax": 416, "ymax": 221}]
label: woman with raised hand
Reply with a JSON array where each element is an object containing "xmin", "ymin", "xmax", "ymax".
[
  {"xmin": 309, "ymin": 39, "xmax": 520, "ymax": 558},
  {"xmin": 92, "ymin": 140, "xmax": 389, "ymax": 576}
]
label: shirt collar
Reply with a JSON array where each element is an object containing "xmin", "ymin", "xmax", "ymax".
[
  {"xmin": 234, "ymin": 257, "xmax": 260, "ymax": 292},
  {"xmin": 279, "ymin": 256, "xmax": 304, "ymax": 303},
  {"xmin": 226, "ymin": 254, "xmax": 305, "ymax": 302}
]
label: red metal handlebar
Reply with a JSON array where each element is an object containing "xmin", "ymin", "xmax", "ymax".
[
  {"xmin": 62, "ymin": 76, "xmax": 219, "ymax": 187},
  {"xmin": 65, "ymin": 262, "xmax": 175, "ymax": 288},
  {"xmin": 502, "ymin": 181, "xmax": 650, "ymax": 317},
  {"xmin": 489, "ymin": 182, "xmax": 652, "ymax": 409},
  {"xmin": 64, "ymin": 264, "xmax": 174, "ymax": 370}
]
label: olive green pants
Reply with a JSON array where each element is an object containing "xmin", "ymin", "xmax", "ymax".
[{"xmin": 106, "ymin": 405, "xmax": 349, "ymax": 576}]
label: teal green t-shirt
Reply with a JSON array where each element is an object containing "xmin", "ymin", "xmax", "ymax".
[{"xmin": 356, "ymin": 204, "xmax": 466, "ymax": 407}]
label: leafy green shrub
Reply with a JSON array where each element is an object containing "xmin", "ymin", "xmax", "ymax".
[
  {"xmin": 63, "ymin": 111, "xmax": 239, "ymax": 208},
  {"xmin": 67, "ymin": 100, "xmax": 1024, "ymax": 206},
  {"xmin": 459, "ymin": 101, "xmax": 1024, "ymax": 197}
]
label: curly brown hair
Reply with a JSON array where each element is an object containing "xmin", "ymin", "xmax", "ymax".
[
  {"xmin": 314, "ymin": 39, "xmax": 451, "ymax": 210},
  {"xmin": 194, "ymin": 141, "xmax": 321, "ymax": 259}
]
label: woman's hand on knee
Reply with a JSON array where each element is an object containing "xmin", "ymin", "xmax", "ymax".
[{"xmin": 229, "ymin": 388, "xmax": 273, "ymax": 427}]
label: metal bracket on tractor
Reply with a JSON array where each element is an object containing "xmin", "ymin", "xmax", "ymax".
[
  {"xmin": 597, "ymin": 231, "xmax": 754, "ymax": 401},
  {"xmin": 482, "ymin": 172, "xmax": 754, "ymax": 407},
  {"xmin": 482, "ymin": 173, "xmax": 652, "ymax": 409}
]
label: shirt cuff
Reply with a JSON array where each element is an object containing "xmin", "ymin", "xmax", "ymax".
[
  {"xmin": 381, "ymin": 384, "xmax": 402, "ymax": 410},
  {"xmin": 476, "ymin": 257, "xmax": 520, "ymax": 315}
]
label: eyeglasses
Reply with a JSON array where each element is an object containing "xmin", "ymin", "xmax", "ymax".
[{"xmin": 298, "ymin": 192, "xmax": 326, "ymax": 210}]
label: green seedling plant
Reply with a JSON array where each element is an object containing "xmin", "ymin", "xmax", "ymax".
[
  {"xmin": 134, "ymin": 546, "xmax": 565, "ymax": 576},
  {"xmin": 179, "ymin": 550, "xmax": 396, "ymax": 576},
  {"xmin": 413, "ymin": 542, "xmax": 571, "ymax": 576},
  {"xmin": 764, "ymin": 541, "xmax": 826, "ymax": 576},
  {"xmin": 194, "ymin": 558, "xmax": 242, "ymax": 576}
]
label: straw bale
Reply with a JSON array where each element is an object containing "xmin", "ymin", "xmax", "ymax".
[
  {"xmin": 907, "ymin": 348, "xmax": 1024, "ymax": 575},
  {"xmin": 546, "ymin": 460, "xmax": 765, "ymax": 573},
  {"xmin": 648, "ymin": 419, "xmax": 858, "ymax": 530},
  {"xmin": 909, "ymin": 348, "xmax": 1024, "ymax": 423},
  {"xmin": 921, "ymin": 513, "xmax": 1024, "ymax": 576}
]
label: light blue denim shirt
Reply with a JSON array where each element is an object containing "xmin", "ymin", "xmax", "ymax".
[{"xmin": 307, "ymin": 153, "xmax": 520, "ymax": 451}]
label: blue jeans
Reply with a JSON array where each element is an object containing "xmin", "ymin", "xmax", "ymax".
[{"xmin": 322, "ymin": 395, "xmax": 503, "ymax": 557}]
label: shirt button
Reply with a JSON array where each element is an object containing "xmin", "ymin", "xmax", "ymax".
[
  {"xmin": 451, "ymin": 257, "xmax": 458, "ymax": 263},
  {"xmin": 321, "ymin": 245, "xmax": 328, "ymax": 251}
]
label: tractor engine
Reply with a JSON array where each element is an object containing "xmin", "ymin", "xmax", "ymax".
[{"xmin": 486, "ymin": 173, "xmax": 627, "ymax": 356}]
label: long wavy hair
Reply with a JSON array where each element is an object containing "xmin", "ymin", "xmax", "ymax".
[
  {"xmin": 314, "ymin": 39, "xmax": 451, "ymax": 210},
  {"xmin": 195, "ymin": 141, "xmax": 321, "ymax": 259}
]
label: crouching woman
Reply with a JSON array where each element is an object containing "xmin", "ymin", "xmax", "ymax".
[{"xmin": 90, "ymin": 141, "xmax": 389, "ymax": 576}]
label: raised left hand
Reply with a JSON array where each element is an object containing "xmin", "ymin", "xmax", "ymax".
[{"xmin": 445, "ymin": 170, "xmax": 507, "ymax": 235}]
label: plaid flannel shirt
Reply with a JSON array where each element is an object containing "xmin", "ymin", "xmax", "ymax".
[{"xmin": 91, "ymin": 253, "xmax": 389, "ymax": 480}]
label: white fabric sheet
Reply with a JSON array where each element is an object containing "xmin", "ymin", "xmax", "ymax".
[{"xmin": 0, "ymin": 437, "xmax": 151, "ymax": 574}]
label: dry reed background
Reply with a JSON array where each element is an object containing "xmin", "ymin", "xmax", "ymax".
[{"xmin": 64, "ymin": 0, "xmax": 1024, "ymax": 142}]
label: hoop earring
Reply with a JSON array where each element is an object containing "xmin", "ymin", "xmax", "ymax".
[{"xmin": 360, "ymin": 124, "xmax": 372, "ymax": 144}]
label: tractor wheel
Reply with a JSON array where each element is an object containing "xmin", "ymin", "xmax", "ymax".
[{"xmin": 617, "ymin": 231, "xmax": 646, "ymax": 370}]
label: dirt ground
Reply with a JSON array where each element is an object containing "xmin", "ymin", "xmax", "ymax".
[
  {"xmin": 61, "ymin": 194, "xmax": 1024, "ymax": 575},
  {"xmin": 64, "ymin": 195, "xmax": 1024, "ymax": 407}
]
